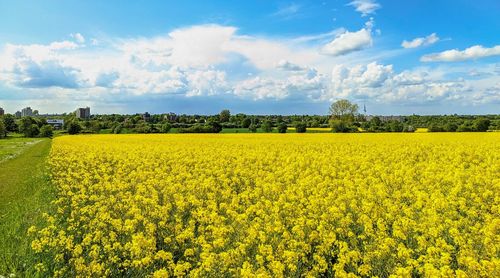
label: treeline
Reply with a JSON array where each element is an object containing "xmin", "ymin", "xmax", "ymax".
[
  {"xmin": 1, "ymin": 101, "xmax": 499, "ymax": 138},
  {"xmin": 0, "ymin": 115, "xmax": 53, "ymax": 138}
]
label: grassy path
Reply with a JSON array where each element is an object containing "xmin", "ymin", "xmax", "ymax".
[{"xmin": 0, "ymin": 139, "xmax": 53, "ymax": 276}]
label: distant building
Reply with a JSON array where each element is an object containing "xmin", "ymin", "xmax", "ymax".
[
  {"xmin": 21, "ymin": 107, "xmax": 34, "ymax": 117},
  {"xmin": 142, "ymin": 112, "xmax": 151, "ymax": 122},
  {"xmin": 14, "ymin": 111, "xmax": 21, "ymax": 118},
  {"xmin": 0, "ymin": 107, "xmax": 4, "ymax": 116},
  {"xmin": 46, "ymin": 119, "xmax": 65, "ymax": 130},
  {"xmin": 76, "ymin": 107, "xmax": 91, "ymax": 119}
]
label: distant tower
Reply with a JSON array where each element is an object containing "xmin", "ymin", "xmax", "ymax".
[{"xmin": 363, "ymin": 102, "xmax": 367, "ymax": 114}]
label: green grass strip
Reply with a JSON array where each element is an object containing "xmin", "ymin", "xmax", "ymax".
[{"xmin": 0, "ymin": 139, "xmax": 53, "ymax": 276}]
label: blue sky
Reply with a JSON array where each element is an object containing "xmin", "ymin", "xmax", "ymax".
[{"xmin": 0, "ymin": 0, "xmax": 499, "ymax": 115}]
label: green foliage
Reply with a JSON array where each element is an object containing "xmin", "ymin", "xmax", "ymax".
[
  {"xmin": 473, "ymin": 118, "xmax": 490, "ymax": 132},
  {"xmin": 0, "ymin": 119, "xmax": 6, "ymax": 138},
  {"xmin": 134, "ymin": 122, "xmax": 153, "ymax": 133},
  {"xmin": 329, "ymin": 99, "xmax": 359, "ymax": 122},
  {"xmin": 67, "ymin": 122, "xmax": 82, "ymax": 135},
  {"xmin": 219, "ymin": 109, "xmax": 231, "ymax": 123},
  {"xmin": 294, "ymin": 122, "xmax": 307, "ymax": 133},
  {"xmin": 113, "ymin": 124, "xmax": 123, "ymax": 134},
  {"xmin": 2, "ymin": 114, "xmax": 18, "ymax": 132},
  {"xmin": 241, "ymin": 117, "xmax": 252, "ymax": 128},
  {"xmin": 39, "ymin": 125, "xmax": 53, "ymax": 138},
  {"xmin": 160, "ymin": 123, "xmax": 172, "ymax": 133},
  {"xmin": 207, "ymin": 120, "xmax": 222, "ymax": 133},
  {"xmin": 444, "ymin": 123, "xmax": 458, "ymax": 132},
  {"xmin": 261, "ymin": 120, "xmax": 273, "ymax": 133},
  {"xmin": 277, "ymin": 122, "xmax": 287, "ymax": 133},
  {"xmin": 90, "ymin": 121, "xmax": 101, "ymax": 133},
  {"xmin": 248, "ymin": 124, "xmax": 257, "ymax": 133},
  {"xmin": 330, "ymin": 120, "xmax": 357, "ymax": 133},
  {"xmin": 428, "ymin": 123, "xmax": 444, "ymax": 132}
]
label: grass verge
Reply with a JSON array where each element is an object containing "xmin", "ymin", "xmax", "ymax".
[{"xmin": 0, "ymin": 138, "xmax": 53, "ymax": 276}]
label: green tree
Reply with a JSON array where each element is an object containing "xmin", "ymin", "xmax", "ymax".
[
  {"xmin": 444, "ymin": 122, "xmax": 458, "ymax": 132},
  {"xmin": 113, "ymin": 124, "xmax": 123, "ymax": 134},
  {"xmin": 0, "ymin": 120, "xmax": 6, "ymax": 138},
  {"xmin": 248, "ymin": 124, "xmax": 257, "ymax": 133},
  {"xmin": 241, "ymin": 117, "xmax": 252, "ymax": 128},
  {"xmin": 277, "ymin": 122, "xmax": 287, "ymax": 133},
  {"xmin": 329, "ymin": 99, "xmax": 359, "ymax": 122},
  {"xmin": 473, "ymin": 118, "xmax": 490, "ymax": 132},
  {"xmin": 40, "ymin": 125, "xmax": 54, "ymax": 138},
  {"xmin": 219, "ymin": 109, "xmax": 231, "ymax": 123},
  {"xmin": 330, "ymin": 120, "xmax": 350, "ymax": 133},
  {"xmin": 27, "ymin": 124, "xmax": 40, "ymax": 137},
  {"xmin": 2, "ymin": 114, "xmax": 17, "ymax": 132},
  {"xmin": 67, "ymin": 122, "xmax": 82, "ymax": 135},
  {"xmin": 19, "ymin": 117, "xmax": 37, "ymax": 137},
  {"xmin": 160, "ymin": 123, "xmax": 172, "ymax": 133},
  {"xmin": 261, "ymin": 120, "xmax": 273, "ymax": 133},
  {"xmin": 294, "ymin": 122, "xmax": 307, "ymax": 133}
]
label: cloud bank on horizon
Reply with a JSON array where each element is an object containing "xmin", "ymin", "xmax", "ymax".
[{"xmin": 0, "ymin": 0, "xmax": 498, "ymax": 115}]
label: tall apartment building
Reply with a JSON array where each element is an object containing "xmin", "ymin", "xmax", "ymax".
[
  {"xmin": 75, "ymin": 107, "xmax": 91, "ymax": 119},
  {"xmin": 0, "ymin": 107, "xmax": 4, "ymax": 116},
  {"xmin": 21, "ymin": 107, "xmax": 33, "ymax": 117}
]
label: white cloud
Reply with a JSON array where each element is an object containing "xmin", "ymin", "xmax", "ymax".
[
  {"xmin": 0, "ymin": 24, "xmax": 498, "ymax": 110},
  {"xmin": 421, "ymin": 45, "xmax": 500, "ymax": 62},
  {"xmin": 272, "ymin": 3, "xmax": 301, "ymax": 19},
  {"xmin": 276, "ymin": 60, "xmax": 306, "ymax": 71},
  {"xmin": 321, "ymin": 27, "xmax": 372, "ymax": 56},
  {"xmin": 348, "ymin": 0, "xmax": 381, "ymax": 16},
  {"xmin": 401, "ymin": 33, "xmax": 439, "ymax": 48},
  {"xmin": 71, "ymin": 33, "xmax": 85, "ymax": 44}
]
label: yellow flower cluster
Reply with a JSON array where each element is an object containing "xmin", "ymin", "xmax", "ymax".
[{"xmin": 32, "ymin": 133, "xmax": 499, "ymax": 277}]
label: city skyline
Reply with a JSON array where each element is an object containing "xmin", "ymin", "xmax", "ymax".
[{"xmin": 0, "ymin": 0, "xmax": 499, "ymax": 115}]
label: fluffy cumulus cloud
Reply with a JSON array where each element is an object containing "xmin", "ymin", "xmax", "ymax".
[
  {"xmin": 327, "ymin": 62, "xmax": 499, "ymax": 105},
  {"xmin": 348, "ymin": 0, "xmax": 381, "ymax": 16},
  {"xmin": 402, "ymin": 33, "xmax": 439, "ymax": 49},
  {"xmin": 421, "ymin": 45, "xmax": 500, "ymax": 62},
  {"xmin": 321, "ymin": 20, "xmax": 373, "ymax": 56},
  {"xmin": 0, "ymin": 24, "xmax": 498, "ymax": 112}
]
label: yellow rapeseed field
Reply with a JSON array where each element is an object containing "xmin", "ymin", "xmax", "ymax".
[{"xmin": 31, "ymin": 134, "xmax": 499, "ymax": 277}]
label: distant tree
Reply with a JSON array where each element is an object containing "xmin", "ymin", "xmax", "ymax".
[
  {"xmin": 39, "ymin": 125, "xmax": 53, "ymax": 138},
  {"xmin": 329, "ymin": 99, "xmax": 359, "ymax": 122},
  {"xmin": 27, "ymin": 124, "xmax": 40, "ymax": 138},
  {"xmin": 444, "ymin": 122, "xmax": 458, "ymax": 132},
  {"xmin": 113, "ymin": 124, "xmax": 123, "ymax": 134},
  {"xmin": 241, "ymin": 117, "xmax": 252, "ymax": 128},
  {"xmin": 294, "ymin": 122, "xmax": 307, "ymax": 133},
  {"xmin": 207, "ymin": 120, "xmax": 222, "ymax": 133},
  {"xmin": 0, "ymin": 120, "xmax": 6, "ymax": 138},
  {"xmin": 457, "ymin": 121, "xmax": 473, "ymax": 132},
  {"xmin": 67, "ymin": 122, "xmax": 82, "ymax": 135},
  {"xmin": 403, "ymin": 125, "xmax": 415, "ymax": 132},
  {"xmin": 369, "ymin": 116, "xmax": 382, "ymax": 128},
  {"xmin": 310, "ymin": 120, "xmax": 320, "ymax": 128},
  {"xmin": 277, "ymin": 122, "xmax": 287, "ymax": 133},
  {"xmin": 261, "ymin": 120, "xmax": 272, "ymax": 133},
  {"xmin": 428, "ymin": 123, "xmax": 444, "ymax": 132},
  {"xmin": 330, "ymin": 120, "xmax": 350, "ymax": 133},
  {"xmin": 19, "ymin": 117, "xmax": 37, "ymax": 137},
  {"xmin": 219, "ymin": 109, "xmax": 231, "ymax": 123},
  {"xmin": 160, "ymin": 123, "xmax": 172, "ymax": 133},
  {"xmin": 2, "ymin": 114, "xmax": 17, "ymax": 132},
  {"xmin": 388, "ymin": 121, "xmax": 404, "ymax": 132},
  {"xmin": 248, "ymin": 124, "xmax": 257, "ymax": 133},
  {"xmin": 473, "ymin": 118, "xmax": 490, "ymax": 132},
  {"xmin": 134, "ymin": 122, "xmax": 152, "ymax": 133},
  {"xmin": 90, "ymin": 121, "xmax": 101, "ymax": 133}
]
